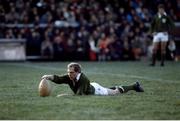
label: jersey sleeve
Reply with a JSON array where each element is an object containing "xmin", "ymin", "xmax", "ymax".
[
  {"xmin": 167, "ymin": 16, "xmax": 175, "ymax": 32},
  {"xmin": 52, "ymin": 74, "xmax": 70, "ymax": 84},
  {"xmin": 150, "ymin": 16, "xmax": 157, "ymax": 33}
]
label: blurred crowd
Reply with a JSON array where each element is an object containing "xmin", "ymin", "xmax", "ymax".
[{"xmin": 0, "ymin": 0, "xmax": 179, "ymax": 61}]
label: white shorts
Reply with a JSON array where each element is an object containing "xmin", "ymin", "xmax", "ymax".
[
  {"xmin": 153, "ymin": 32, "xmax": 169, "ymax": 43},
  {"xmin": 90, "ymin": 82, "xmax": 108, "ymax": 96}
]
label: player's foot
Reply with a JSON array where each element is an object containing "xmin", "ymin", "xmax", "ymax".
[
  {"xmin": 160, "ymin": 63, "xmax": 164, "ymax": 67},
  {"xmin": 134, "ymin": 82, "xmax": 144, "ymax": 92},
  {"xmin": 149, "ymin": 63, "xmax": 155, "ymax": 66}
]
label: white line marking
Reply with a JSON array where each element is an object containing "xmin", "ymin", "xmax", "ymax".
[{"xmin": 8, "ymin": 62, "xmax": 179, "ymax": 84}]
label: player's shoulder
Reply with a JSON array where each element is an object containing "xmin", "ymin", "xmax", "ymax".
[
  {"xmin": 80, "ymin": 73, "xmax": 90, "ymax": 81},
  {"xmin": 80, "ymin": 73, "xmax": 86, "ymax": 78}
]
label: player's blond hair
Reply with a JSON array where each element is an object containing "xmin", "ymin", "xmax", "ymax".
[{"xmin": 67, "ymin": 62, "xmax": 82, "ymax": 73}]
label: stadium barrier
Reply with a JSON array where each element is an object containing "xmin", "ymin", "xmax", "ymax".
[{"xmin": 0, "ymin": 39, "xmax": 26, "ymax": 61}]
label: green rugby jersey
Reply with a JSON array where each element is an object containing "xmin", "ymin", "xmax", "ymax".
[
  {"xmin": 52, "ymin": 73, "xmax": 95, "ymax": 95},
  {"xmin": 150, "ymin": 13, "xmax": 175, "ymax": 33}
]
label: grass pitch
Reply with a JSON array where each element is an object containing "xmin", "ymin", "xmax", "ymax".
[{"xmin": 0, "ymin": 61, "xmax": 180, "ymax": 120}]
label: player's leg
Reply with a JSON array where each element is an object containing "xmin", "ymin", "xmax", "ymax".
[
  {"xmin": 106, "ymin": 88, "xmax": 121, "ymax": 95},
  {"xmin": 109, "ymin": 82, "xmax": 144, "ymax": 93},
  {"xmin": 160, "ymin": 41, "xmax": 167, "ymax": 66},
  {"xmin": 150, "ymin": 42, "xmax": 159, "ymax": 66},
  {"xmin": 158, "ymin": 32, "xmax": 169, "ymax": 66},
  {"xmin": 150, "ymin": 33, "xmax": 160, "ymax": 66},
  {"xmin": 90, "ymin": 82, "xmax": 121, "ymax": 96},
  {"xmin": 160, "ymin": 32, "xmax": 168, "ymax": 66}
]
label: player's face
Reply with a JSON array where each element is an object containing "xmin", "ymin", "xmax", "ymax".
[
  {"xmin": 67, "ymin": 67, "xmax": 78, "ymax": 81},
  {"xmin": 158, "ymin": 8, "xmax": 165, "ymax": 15}
]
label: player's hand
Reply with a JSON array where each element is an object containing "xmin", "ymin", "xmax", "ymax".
[{"xmin": 41, "ymin": 75, "xmax": 54, "ymax": 80}]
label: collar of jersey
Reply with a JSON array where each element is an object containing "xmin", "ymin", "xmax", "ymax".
[
  {"xmin": 158, "ymin": 12, "xmax": 167, "ymax": 18},
  {"xmin": 76, "ymin": 73, "xmax": 81, "ymax": 81}
]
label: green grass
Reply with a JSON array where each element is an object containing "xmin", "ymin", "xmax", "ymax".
[{"xmin": 0, "ymin": 61, "xmax": 180, "ymax": 120}]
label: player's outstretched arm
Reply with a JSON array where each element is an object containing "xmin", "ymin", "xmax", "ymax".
[{"xmin": 41, "ymin": 75, "xmax": 54, "ymax": 81}]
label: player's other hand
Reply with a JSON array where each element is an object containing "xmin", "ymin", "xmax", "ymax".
[{"xmin": 41, "ymin": 75, "xmax": 54, "ymax": 80}]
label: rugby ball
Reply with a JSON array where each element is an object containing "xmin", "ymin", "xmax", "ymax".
[{"xmin": 38, "ymin": 79, "xmax": 51, "ymax": 97}]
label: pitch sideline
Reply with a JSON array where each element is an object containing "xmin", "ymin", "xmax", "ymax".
[{"xmin": 7, "ymin": 62, "xmax": 179, "ymax": 84}]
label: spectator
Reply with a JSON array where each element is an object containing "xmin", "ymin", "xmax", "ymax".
[
  {"xmin": 5, "ymin": 28, "xmax": 15, "ymax": 38},
  {"xmin": 0, "ymin": 0, "xmax": 179, "ymax": 61},
  {"xmin": 122, "ymin": 37, "xmax": 130, "ymax": 60},
  {"xmin": 53, "ymin": 30, "xmax": 65, "ymax": 61},
  {"xmin": 41, "ymin": 36, "xmax": 54, "ymax": 59},
  {"xmin": 0, "ymin": 5, "xmax": 5, "ymax": 23},
  {"xmin": 26, "ymin": 28, "xmax": 41, "ymax": 56},
  {"xmin": 167, "ymin": 39, "xmax": 176, "ymax": 60},
  {"xmin": 88, "ymin": 35, "xmax": 99, "ymax": 61},
  {"xmin": 97, "ymin": 33, "xmax": 111, "ymax": 61}
]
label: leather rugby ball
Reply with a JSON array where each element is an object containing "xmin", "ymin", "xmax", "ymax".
[{"xmin": 38, "ymin": 79, "xmax": 51, "ymax": 97}]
